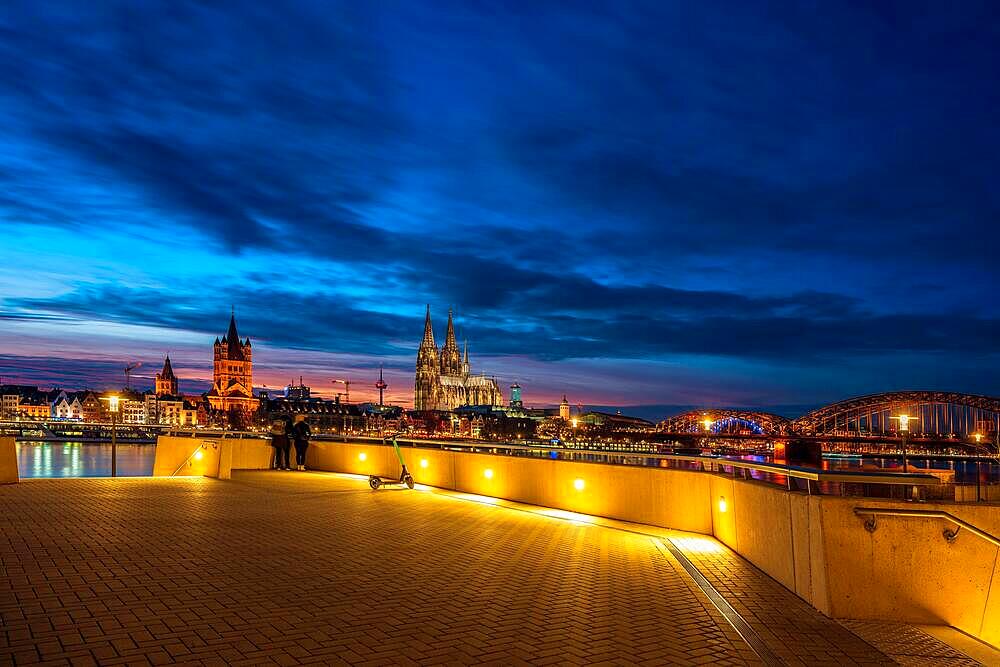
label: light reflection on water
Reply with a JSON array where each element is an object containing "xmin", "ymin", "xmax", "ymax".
[
  {"xmin": 726, "ymin": 451, "xmax": 1000, "ymax": 484},
  {"xmin": 16, "ymin": 442, "xmax": 156, "ymax": 477}
]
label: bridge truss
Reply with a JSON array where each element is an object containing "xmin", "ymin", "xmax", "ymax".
[
  {"xmin": 791, "ymin": 391, "xmax": 1000, "ymax": 438},
  {"xmin": 659, "ymin": 410, "xmax": 793, "ymax": 436}
]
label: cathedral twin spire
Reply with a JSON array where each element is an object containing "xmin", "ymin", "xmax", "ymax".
[
  {"xmin": 417, "ymin": 306, "xmax": 467, "ymax": 378},
  {"xmin": 421, "ymin": 304, "xmax": 436, "ymax": 349}
]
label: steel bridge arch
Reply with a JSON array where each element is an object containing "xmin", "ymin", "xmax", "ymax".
[
  {"xmin": 792, "ymin": 391, "xmax": 1000, "ymax": 436},
  {"xmin": 659, "ymin": 410, "xmax": 793, "ymax": 436}
]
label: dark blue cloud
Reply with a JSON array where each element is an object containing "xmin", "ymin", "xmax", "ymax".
[{"xmin": 0, "ymin": 0, "xmax": 998, "ymax": 403}]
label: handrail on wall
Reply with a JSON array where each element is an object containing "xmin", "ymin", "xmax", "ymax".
[
  {"xmin": 363, "ymin": 437, "xmax": 943, "ymax": 487},
  {"xmin": 156, "ymin": 431, "xmax": 943, "ymax": 488},
  {"xmin": 854, "ymin": 507, "xmax": 1000, "ymax": 548},
  {"xmin": 170, "ymin": 440, "xmax": 218, "ymax": 477}
]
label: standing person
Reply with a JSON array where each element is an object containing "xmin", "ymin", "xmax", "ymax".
[
  {"xmin": 292, "ymin": 414, "xmax": 311, "ymax": 471},
  {"xmin": 270, "ymin": 415, "xmax": 293, "ymax": 471}
]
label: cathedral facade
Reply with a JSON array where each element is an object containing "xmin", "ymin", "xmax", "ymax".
[
  {"xmin": 205, "ymin": 313, "xmax": 258, "ymax": 416},
  {"xmin": 414, "ymin": 306, "xmax": 504, "ymax": 411}
]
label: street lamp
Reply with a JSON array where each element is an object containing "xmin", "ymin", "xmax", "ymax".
[
  {"xmin": 101, "ymin": 395, "xmax": 120, "ymax": 477},
  {"xmin": 890, "ymin": 413, "xmax": 914, "ymax": 473}
]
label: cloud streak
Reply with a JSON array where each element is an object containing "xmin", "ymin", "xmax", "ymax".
[{"xmin": 0, "ymin": 0, "xmax": 998, "ymax": 404}]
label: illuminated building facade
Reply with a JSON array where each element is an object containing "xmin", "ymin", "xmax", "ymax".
[
  {"xmin": 205, "ymin": 313, "xmax": 258, "ymax": 417},
  {"xmin": 510, "ymin": 383, "xmax": 523, "ymax": 408},
  {"xmin": 414, "ymin": 307, "xmax": 504, "ymax": 411}
]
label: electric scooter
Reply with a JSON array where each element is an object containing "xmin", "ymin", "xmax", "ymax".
[{"xmin": 368, "ymin": 437, "xmax": 415, "ymax": 490}]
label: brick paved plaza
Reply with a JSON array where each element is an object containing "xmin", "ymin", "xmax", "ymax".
[{"xmin": 0, "ymin": 472, "xmax": 988, "ymax": 665}]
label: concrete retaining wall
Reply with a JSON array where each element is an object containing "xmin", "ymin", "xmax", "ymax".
[
  {"xmin": 306, "ymin": 440, "xmax": 714, "ymax": 534},
  {"xmin": 152, "ymin": 435, "xmax": 272, "ymax": 479},
  {"xmin": 0, "ymin": 436, "xmax": 17, "ymax": 484}
]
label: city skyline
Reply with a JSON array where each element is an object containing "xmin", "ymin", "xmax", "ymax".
[{"xmin": 2, "ymin": 2, "xmax": 999, "ymax": 408}]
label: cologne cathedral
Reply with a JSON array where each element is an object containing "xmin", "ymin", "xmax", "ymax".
[{"xmin": 414, "ymin": 306, "xmax": 503, "ymax": 411}]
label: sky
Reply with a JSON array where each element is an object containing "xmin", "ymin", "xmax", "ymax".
[{"xmin": 1, "ymin": 1, "xmax": 998, "ymax": 414}]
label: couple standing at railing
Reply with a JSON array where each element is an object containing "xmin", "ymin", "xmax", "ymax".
[{"xmin": 270, "ymin": 415, "xmax": 311, "ymax": 471}]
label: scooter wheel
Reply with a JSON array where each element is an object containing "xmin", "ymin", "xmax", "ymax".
[
  {"xmin": 369, "ymin": 477, "xmax": 380, "ymax": 490},
  {"xmin": 405, "ymin": 475, "xmax": 414, "ymax": 489}
]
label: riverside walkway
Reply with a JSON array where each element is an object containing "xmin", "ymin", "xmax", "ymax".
[{"xmin": 0, "ymin": 472, "xmax": 989, "ymax": 666}]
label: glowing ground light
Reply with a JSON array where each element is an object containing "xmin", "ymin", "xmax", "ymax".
[
  {"xmin": 484, "ymin": 468, "xmax": 494, "ymax": 479},
  {"xmin": 718, "ymin": 496, "xmax": 727, "ymax": 513},
  {"xmin": 573, "ymin": 478, "xmax": 585, "ymax": 491},
  {"xmin": 420, "ymin": 458, "xmax": 428, "ymax": 468},
  {"xmin": 358, "ymin": 452, "xmax": 367, "ymax": 461}
]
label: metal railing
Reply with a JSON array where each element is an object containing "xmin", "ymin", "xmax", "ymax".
[
  {"xmin": 149, "ymin": 432, "xmax": 990, "ymax": 502},
  {"xmin": 333, "ymin": 435, "xmax": 945, "ymax": 500},
  {"xmin": 854, "ymin": 507, "xmax": 1000, "ymax": 548}
]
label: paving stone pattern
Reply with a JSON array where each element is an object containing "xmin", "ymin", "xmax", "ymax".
[
  {"xmin": 840, "ymin": 621, "xmax": 982, "ymax": 666},
  {"xmin": 2, "ymin": 472, "xmax": 888, "ymax": 665}
]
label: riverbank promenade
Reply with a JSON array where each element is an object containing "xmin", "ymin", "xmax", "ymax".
[{"xmin": 0, "ymin": 472, "xmax": 992, "ymax": 665}]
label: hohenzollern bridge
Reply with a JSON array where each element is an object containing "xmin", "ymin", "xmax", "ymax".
[{"xmin": 658, "ymin": 391, "xmax": 1000, "ymax": 440}]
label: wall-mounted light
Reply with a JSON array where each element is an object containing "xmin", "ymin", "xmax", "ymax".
[
  {"xmin": 358, "ymin": 452, "xmax": 367, "ymax": 462},
  {"xmin": 194, "ymin": 450, "xmax": 204, "ymax": 461},
  {"xmin": 718, "ymin": 496, "xmax": 728, "ymax": 513},
  {"xmin": 484, "ymin": 468, "xmax": 494, "ymax": 479},
  {"xmin": 573, "ymin": 478, "xmax": 585, "ymax": 491},
  {"xmin": 420, "ymin": 458, "xmax": 428, "ymax": 468}
]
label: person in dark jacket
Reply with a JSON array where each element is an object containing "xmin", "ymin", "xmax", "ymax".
[
  {"xmin": 270, "ymin": 415, "xmax": 294, "ymax": 470},
  {"xmin": 291, "ymin": 415, "xmax": 311, "ymax": 471}
]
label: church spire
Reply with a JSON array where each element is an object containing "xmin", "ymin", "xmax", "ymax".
[
  {"xmin": 227, "ymin": 312, "xmax": 239, "ymax": 345},
  {"xmin": 421, "ymin": 304, "xmax": 436, "ymax": 348},
  {"xmin": 440, "ymin": 308, "xmax": 461, "ymax": 376},
  {"xmin": 224, "ymin": 310, "xmax": 246, "ymax": 360},
  {"xmin": 445, "ymin": 309, "xmax": 457, "ymax": 346}
]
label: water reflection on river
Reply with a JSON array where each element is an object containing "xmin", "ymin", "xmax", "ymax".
[
  {"xmin": 728, "ymin": 452, "xmax": 999, "ymax": 484},
  {"xmin": 16, "ymin": 442, "xmax": 156, "ymax": 477}
]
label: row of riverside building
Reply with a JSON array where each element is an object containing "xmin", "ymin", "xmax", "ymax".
[{"xmin": 2, "ymin": 310, "xmax": 656, "ymax": 441}]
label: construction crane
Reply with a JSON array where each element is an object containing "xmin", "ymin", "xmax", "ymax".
[
  {"xmin": 124, "ymin": 362, "xmax": 142, "ymax": 390},
  {"xmin": 331, "ymin": 378, "xmax": 352, "ymax": 404}
]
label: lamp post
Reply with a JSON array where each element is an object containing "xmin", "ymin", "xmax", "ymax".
[
  {"xmin": 102, "ymin": 395, "xmax": 120, "ymax": 477},
  {"xmin": 891, "ymin": 413, "xmax": 914, "ymax": 473},
  {"xmin": 973, "ymin": 433, "xmax": 982, "ymax": 502}
]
